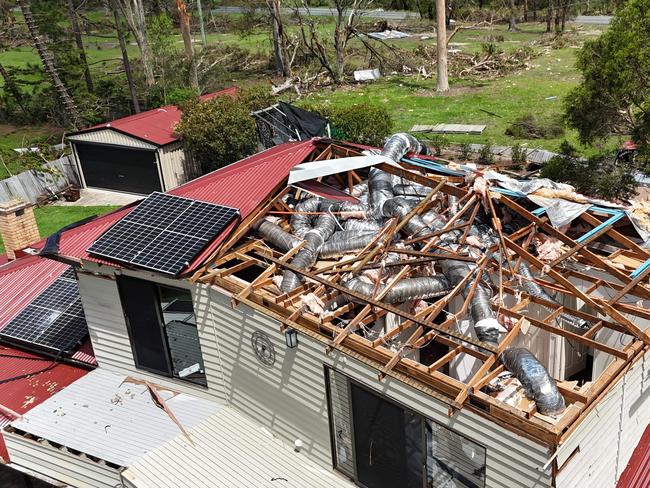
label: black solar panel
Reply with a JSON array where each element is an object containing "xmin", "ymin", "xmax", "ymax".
[
  {"xmin": 87, "ymin": 192, "xmax": 239, "ymax": 275},
  {"xmin": 0, "ymin": 268, "xmax": 88, "ymax": 354}
]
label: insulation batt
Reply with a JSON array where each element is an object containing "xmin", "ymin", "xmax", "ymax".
[{"xmin": 499, "ymin": 348, "xmax": 566, "ymax": 416}]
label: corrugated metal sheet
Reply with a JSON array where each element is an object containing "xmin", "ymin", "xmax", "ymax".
[
  {"xmin": 4, "ymin": 433, "xmax": 122, "ymax": 488},
  {"xmin": 68, "ymin": 87, "xmax": 237, "ymax": 146},
  {"xmin": 158, "ymin": 142, "xmax": 189, "ymax": 190},
  {"xmin": 58, "ymin": 140, "xmax": 317, "ymax": 274},
  {"xmin": 618, "ymin": 424, "xmax": 650, "ymax": 487},
  {"xmin": 68, "ymin": 130, "xmax": 158, "ymax": 150},
  {"xmin": 0, "ymin": 345, "xmax": 89, "ymax": 462},
  {"xmin": 121, "ymin": 406, "xmax": 355, "ymax": 488},
  {"xmin": 7, "ymin": 369, "xmax": 220, "ymax": 467},
  {"xmin": 192, "ymin": 284, "xmax": 552, "ymax": 487}
]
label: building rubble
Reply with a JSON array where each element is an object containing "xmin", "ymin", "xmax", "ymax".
[{"xmin": 204, "ymin": 133, "xmax": 650, "ymax": 443}]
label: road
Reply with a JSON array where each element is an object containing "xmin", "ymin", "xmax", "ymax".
[
  {"xmin": 211, "ymin": 6, "xmax": 417, "ymax": 20},
  {"xmin": 573, "ymin": 15, "xmax": 612, "ymax": 24},
  {"xmin": 213, "ymin": 7, "xmax": 612, "ymax": 24}
]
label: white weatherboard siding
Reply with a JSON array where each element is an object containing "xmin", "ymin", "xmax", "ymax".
[
  {"xmin": 76, "ymin": 269, "xmax": 217, "ymax": 400},
  {"xmin": 121, "ymin": 405, "xmax": 355, "ymax": 488},
  {"xmin": 68, "ymin": 130, "xmax": 158, "ymax": 150},
  {"xmin": 555, "ymin": 350, "xmax": 650, "ymax": 488},
  {"xmin": 193, "ymin": 284, "xmax": 554, "ymax": 488},
  {"xmin": 4, "ymin": 433, "xmax": 123, "ymax": 488}
]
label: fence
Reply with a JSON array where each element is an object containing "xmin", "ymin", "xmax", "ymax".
[{"xmin": 0, "ymin": 155, "xmax": 80, "ymax": 204}]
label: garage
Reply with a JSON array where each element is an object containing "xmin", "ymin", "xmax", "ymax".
[
  {"xmin": 66, "ymin": 87, "xmax": 237, "ymax": 195},
  {"xmin": 74, "ymin": 143, "xmax": 161, "ymax": 194}
]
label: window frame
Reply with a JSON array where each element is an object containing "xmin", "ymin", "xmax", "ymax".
[
  {"xmin": 324, "ymin": 366, "xmax": 487, "ymax": 488},
  {"xmin": 118, "ymin": 275, "xmax": 206, "ymax": 387}
]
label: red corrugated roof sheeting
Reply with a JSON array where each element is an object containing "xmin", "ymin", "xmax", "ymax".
[
  {"xmin": 0, "ymin": 345, "xmax": 89, "ymax": 462},
  {"xmin": 76, "ymin": 87, "xmax": 237, "ymax": 146},
  {"xmin": 57, "ymin": 140, "xmax": 318, "ymax": 273},
  {"xmin": 617, "ymin": 423, "xmax": 650, "ymax": 488}
]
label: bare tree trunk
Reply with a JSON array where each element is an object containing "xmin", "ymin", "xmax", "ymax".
[
  {"xmin": 523, "ymin": 0, "xmax": 528, "ymax": 22},
  {"xmin": 115, "ymin": 0, "xmax": 155, "ymax": 86},
  {"xmin": 546, "ymin": 2, "xmax": 553, "ymax": 32},
  {"xmin": 65, "ymin": 0, "xmax": 93, "ymax": 93},
  {"xmin": 509, "ymin": 0, "xmax": 517, "ymax": 31},
  {"xmin": 111, "ymin": 0, "xmax": 139, "ymax": 113},
  {"xmin": 176, "ymin": 0, "xmax": 198, "ymax": 91},
  {"xmin": 267, "ymin": 0, "xmax": 291, "ymax": 77},
  {"xmin": 532, "ymin": 0, "xmax": 537, "ymax": 21},
  {"xmin": 436, "ymin": 0, "xmax": 448, "ymax": 92},
  {"xmin": 17, "ymin": 0, "xmax": 82, "ymax": 128},
  {"xmin": 334, "ymin": 3, "xmax": 346, "ymax": 82},
  {"xmin": 554, "ymin": 0, "xmax": 561, "ymax": 32},
  {"xmin": 0, "ymin": 62, "xmax": 27, "ymax": 115}
]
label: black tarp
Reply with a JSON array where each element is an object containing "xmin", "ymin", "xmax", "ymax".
[{"xmin": 278, "ymin": 102, "xmax": 328, "ymax": 139}]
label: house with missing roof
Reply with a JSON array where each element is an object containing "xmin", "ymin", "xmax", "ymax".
[
  {"xmin": 1, "ymin": 136, "xmax": 649, "ymax": 487},
  {"xmin": 66, "ymin": 87, "xmax": 237, "ymax": 195}
]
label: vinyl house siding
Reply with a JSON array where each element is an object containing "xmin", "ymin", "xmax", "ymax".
[
  {"xmin": 193, "ymin": 284, "xmax": 554, "ymax": 488},
  {"xmin": 555, "ymin": 351, "xmax": 650, "ymax": 488}
]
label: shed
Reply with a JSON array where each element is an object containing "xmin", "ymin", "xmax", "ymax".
[{"xmin": 66, "ymin": 87, "xmax": 237, "ymax": 195}]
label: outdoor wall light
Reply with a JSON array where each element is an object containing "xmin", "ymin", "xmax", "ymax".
[{"xmin": 285, "ymin": 328, "xmax": 298, "ymax": 349}]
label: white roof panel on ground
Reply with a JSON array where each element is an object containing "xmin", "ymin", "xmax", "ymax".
[
  {"xmin": 7, "ymin": 369, "xmax": 219, "ymax": 467},
  {"xmin": 122, "ymin": 405, "xmax": 355, "ymax": 488}
]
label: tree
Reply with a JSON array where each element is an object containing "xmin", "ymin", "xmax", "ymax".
[
  {"xmin": 176, "ymin": 0, "xmax": 198, "ymax": 90},
  {"xmin": 109, "ymin": 0, "xmax": 139, "ymax": 113},
  {"xmin": 176, "ymin": 88, "xmax": 272, "ymax": 172},
  {"xmin": 65, "ymin": 0, "xmax": 93, "ymax": 93},
  {"xmin": 435, "ymin": 0, "xmax": 448, "ymax": 91},
  {"xmin": 114, "ymin": 0, "xmax": 155, "ymax": 86},
  {"xmin": 565, "ymin": 0, "xmax": 650, "ymax": 148},
  {"xmin": 295, "ymin": 0, "xmax": 373, "ymax": 83},
  {"xmin": 17, "ymin": 0, "xmax": 83, "ymax": 128},
  {"xmin": 266, "ymin": 0, "xmax": 291, "ymax": 77},
  {"xmin": 509, "ymin": 0, "xmax": 517, "ymax": 31}
]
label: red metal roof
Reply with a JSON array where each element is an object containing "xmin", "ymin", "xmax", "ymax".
[
  {"xmin": 617, "ymin": 423, "xmax": 650, "ymax": 488},
  {"xmin": 72, "ymin": 87, "xmax": 238, "ymax": 146},
  {"xmin": 0, "ymin": 344, "xmax": 89, "ymax": 462},
  {"xmin": 57, "ymin": 139, "xmax": 318, "ymax": 274}
]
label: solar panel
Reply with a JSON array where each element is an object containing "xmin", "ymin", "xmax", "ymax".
[
  {"xmin": 0, "ymin": 267, "xmax": 88, "ymax": 354},
  {"xmin": 87, "ymin": 192, "xmax": 239, "ymax": 275}
]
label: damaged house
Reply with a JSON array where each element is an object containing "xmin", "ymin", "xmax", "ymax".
[{"xmin": 2, "ymin": 134, "xmax": 649, "ymax": 487}]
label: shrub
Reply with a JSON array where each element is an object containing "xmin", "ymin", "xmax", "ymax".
[
  {"xmin": 305, "ymin": 102, "xmax": 393, "ymax": 146},
  {"xmin": 427, "ymin": 135, "xmax": 447, "ymax": 156},
  {"xmin": 176, "ymin": 87, "xmax": 272, "ymax": 173},
  {"xmin": 505, "ymin": 114, "xmax": 565, "ymax": 139},
  {"xmin": 477, "ymin": 144, "xmax": 495, "ymax": 165},
  {"xmin": 459, "ymin": 142, "xmax": 472, "ymax": 161},
  {"xmin": 541, "ymin": 141, "xmax": 637, "ymax": 201},
  {"xmin": 511, "ymin": 143, "xmax": 528, "ymax": 165}
]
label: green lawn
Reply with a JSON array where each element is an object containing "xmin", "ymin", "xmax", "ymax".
[{"xmin": 0, "ymin": 205, "xmax": 118, "ymax": 255}]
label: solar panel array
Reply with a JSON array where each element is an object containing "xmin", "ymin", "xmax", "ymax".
[
  {"xmin": 0, "ymin": 267, "xmax": 88, "ymax": 354},
  {"xmin": 87, "ymin": 192, "xmax": 239, "ymax": 275}
]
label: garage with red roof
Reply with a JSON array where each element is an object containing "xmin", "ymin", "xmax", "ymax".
[{"xmin": 66, "ymin": 87, "xmax": 237, "ymax": 195}]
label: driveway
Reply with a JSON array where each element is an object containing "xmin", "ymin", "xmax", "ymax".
[{"xmin": 53, "ymin": 188, "xmax": 141, "ymax": 207}]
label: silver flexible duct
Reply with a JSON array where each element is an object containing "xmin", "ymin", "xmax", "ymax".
[
  {"xmin": 380, "ymin": 132, "xmax": 428, "ymax": 162},
  {"xmin": 319, "ymin": 231, "xmax": 377, "ymax": 258},
  {"xmin": 394, "ymin": 183, "xmax": 431, "ymax": 197},
  {"xmin": 499, "ymin": 348, "xmax": 566, "ymax": 416},
  {"xmin": 326, "ymin": 275, "xmax": 451, "ymax": 310},
  {"xmin": 344, "ymin": 219, "xmax": 384, "ymax": 232},
  {"xmin": 518, "ymin": 262, "xmax": 588, "ymax": 329},
  {"xmin": 253, "ymin": 219, "xmax": 300, "ymax": 253}
]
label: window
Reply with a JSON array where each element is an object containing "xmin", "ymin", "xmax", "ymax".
[
  {"xmin": 326, "ymin": 369, "xmax": 486, "ymax": 488},
  {"xmin": 118, "ymin": 276, "xmax": 207, "ymax": 386}
]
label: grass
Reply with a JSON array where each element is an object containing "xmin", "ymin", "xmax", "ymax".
[{"xmin": 0, "ymin": 205, "xmax": 118, "ymax": 255}]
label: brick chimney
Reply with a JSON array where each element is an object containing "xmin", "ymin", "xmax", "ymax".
[{"xmin": 0, "ymin": 200, "xmax": 40, "ymax": 260}]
